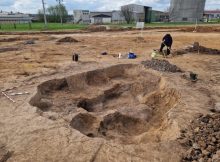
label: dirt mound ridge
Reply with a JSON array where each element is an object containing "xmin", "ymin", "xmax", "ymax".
[
  {"xmin": 179, "ymin": 113, "xmax": 220, "ymax": 162},
  {"xmin": 0, "ymin": 37, "xmax": 39, "ymax": 42},
  {"xmin": 173, "ymin": 42, "xmax": 220, "ymax": 55},
  {"xmin": 181, "ymin": 26, "xmax": 220, "ymax": 33},
  {"xmin": 57, "ymin": 37, "xmax": 79, "ymax": 43},
  {"xmin": 0, "ymin": 37, "xmax": 22, "ymax": 42},
  {"xmin": 86, "ymin": 25, "xmax": 107, "ymax": 32},
  {"xmin": 0, "ymin": 47, "xmax": 20, "ymax": 53},
  {"xmin": 142, "ymin": 59, "xmax": 182, "ymax": 72}
]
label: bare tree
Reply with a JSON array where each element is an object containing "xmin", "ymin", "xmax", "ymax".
[
  {"xmin": 164, "ymin": 6, "xmax": 171, "ymax": 22},
  {"xmin": 121, "ymin": 6, "xmax": 134, "ymax": 24},
  {"xmin": 41, "ymin": 0, "xmax": 47, "ymax": 28},
  {"xmin": 164, "ymin": 7, "xmax": 170, "ymax": 13},
  {"xmin": 56, "ymin": 0, "xmax": 63, "ymax": 25}
]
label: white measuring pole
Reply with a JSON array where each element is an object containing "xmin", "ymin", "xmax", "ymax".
[
  {"xmin": 2, "ymin": 92, "xmax": 16, "ymax": 103},
  {"xmin": 193, "ymin": 18, "xmax": 198, "ymax": 32},
  {"xmin": 136, "ymin": 22, "xmax": 145, "ymax": 37},
  {"xmin": 136, "ymin": 22, "xmax": 145, "ymax": 52}
]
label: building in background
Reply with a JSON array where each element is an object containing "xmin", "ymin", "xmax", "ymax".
[
  {"xmin": 0, "ymin": 11, "xmax": 32, "ymax": 24},
  {"xmin": 112, "ymin": 10, "xmax": 125, "ymax": 24},
  {"xmin": 73, "ymin": 10, "xmax": 90, "ymax": 24},
  {"xmin": 170, "ymin": 0, "xmax": 206, "ymax": 22},
  {"xmin": 121, "ymin": 4, "xmax": 152, "ymax": 23},
  {"xmin": 204, "ymin": 10, "xmax": 220, "ymax": 21},
  {"xmin": 151, "ymin": 10, "xmax": 169, "ymax": 22},
  {"xmin": 29, "ymin": 14, "xmax": 40, "ymax": 22},
  {"xmin": 73, "ymin": 4, "xmax": 152, "ymax": 24},
  {"xmin": 90, "ymin": 12, "xmax": 112, "ymax": 24}
]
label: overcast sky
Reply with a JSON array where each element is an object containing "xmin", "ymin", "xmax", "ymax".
[{"xmin": 0, "ymin": 0, "xmax": 220, "ymax": 14}]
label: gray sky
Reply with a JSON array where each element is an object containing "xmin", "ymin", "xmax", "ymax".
[{"xmin": 0, "ymin": 0, "xmax": 219, "ymax": 14}]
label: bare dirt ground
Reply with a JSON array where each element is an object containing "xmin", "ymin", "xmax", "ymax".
[{"xmin": 0, "ymin": 26, "xmax": 220, "ymax": 162}]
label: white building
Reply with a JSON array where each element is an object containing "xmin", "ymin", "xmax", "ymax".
[
  {"xmin": 73, "ymin": 4, "xmax": 152, "ymax": 24},
  {"xmin": 73, "ymin": 10, "xmax": 90, "ymax": 24},
  {"xmin": 204, "ymin": 10, "xmax": 220, "ymax": 21},
  {"xmin": 0, "ymin": 11, "xmax": 31, "ymax": 24},
  {"xmin": 90, "ymin": 12, "xmax": 112, "ymax": 24}
]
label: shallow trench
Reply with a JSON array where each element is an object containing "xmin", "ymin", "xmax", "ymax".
[{"xmin": 30, "ymin": 64, "xmax": 180, "ymax": 141}]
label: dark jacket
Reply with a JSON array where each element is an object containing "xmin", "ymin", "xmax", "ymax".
[{"xmin": 162, "ymin": 34, "xmax": 173, "ymax": 46}]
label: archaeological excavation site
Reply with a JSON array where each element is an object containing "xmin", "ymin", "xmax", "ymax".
[
  {"xmin": 0, "ymin": 25, "xmax": 220, "ymax": 162},
  {"xmin": 30, "ymin": 64, "xmax": 179, "ymax": 142}
]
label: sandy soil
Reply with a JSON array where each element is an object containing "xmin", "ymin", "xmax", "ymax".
[{"xmin": 0, "ymin": 27, "xmax": 220, "ymax": 162}]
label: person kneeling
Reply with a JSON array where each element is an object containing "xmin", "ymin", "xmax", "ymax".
[{"xmin": 159, "ymin": 34, "xmax": 173, "ymax": 56}]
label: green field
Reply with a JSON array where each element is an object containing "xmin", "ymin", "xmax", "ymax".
[
  {"xmin": 0, "ymin": 23, "xmax": 88, "ymax": 31},
  {"xmin": 110, "ymin": 21, "xmax": 220, "ymax": 28},
  {"xmin": 0, "ymin": 21, "xmax": 219, "ymax": 32}
]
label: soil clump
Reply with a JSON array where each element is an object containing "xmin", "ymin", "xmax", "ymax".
[
  {"xmin": 179, "ymin": 113, "xmax": 220, "ymax": 162},
  {"xmin": 57, "ymin": 37, "xmax": 79, "ymax": 43}
]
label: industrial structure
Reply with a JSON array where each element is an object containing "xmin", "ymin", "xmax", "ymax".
[
  {"xmin": 112, "ymin": 10, "xmax": 125, "ymax": 23},
  {"xmin": 151, "ymin": 10, "xmax": 169, "ymax": 22},
  {"xmin": 169, "ymin": 0, "xmax": 206, "ymax": 22},
  {"xmin": 73, "ymin": 4, "xmax": 152, "ymax": 24},
  {"xmin": 0, "ymin": 11, "xmax": 32, "ymax": 24},
  {"xmin": 121, "ymin": 4, "xmax": 152, "ymax": 23},
  {"xmin": 73, "ymin": 10, "xmax": 90, "ymax": 24},
  {"xmin": 204, "ymin": 10, "xmax": 220, "ymax": 21},
  {"xmin": 90, "ymin": 12, "xmax": 112, "ymax": 24}
]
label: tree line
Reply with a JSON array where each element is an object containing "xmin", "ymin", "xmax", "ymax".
[{"xmin": 38, "ymin": 4, "xmax": 68, "ymax": 23}]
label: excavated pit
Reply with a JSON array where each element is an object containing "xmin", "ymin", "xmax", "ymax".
[{"xmin": 30, "ymin": 64, "xmax": 180, "ymax": 140}]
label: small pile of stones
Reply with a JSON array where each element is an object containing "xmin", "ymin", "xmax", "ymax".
[
  {"xmin": 179, "ymin": 113, "xmax": 220, "ymax": 162},
  {"xmin": 141, "ymin": 59, "xmax": 182, "ymax": 73}
]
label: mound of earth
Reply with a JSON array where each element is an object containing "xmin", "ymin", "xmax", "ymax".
[
  {"xmin": 107, "ymin": 27, "xmax": 126, "ymax": 32},
  {"xmin": 30, "ymin": 64, "xmax": 179, "ymax": 142},
  {"xmin": 86, "ymin": 25, "xmax": 107, "ymax": 32},
  {"xmin": 179, "ymin": 113, "xmax": 220, "ymax": 162},
  {"xmin": 57, "ymin": 37, "xmax": 79, "ymax": 43},
  {"xmin": 173, "ymin": 42, "xmax": 220, "ymax": 55},
  {"xmin": 0, "ymin": 37, "xmax": 22, "ymax": 42},
  {"xmin": 181, "ymin": 26, "xmax": 220, "ymax": 33},
  {"xmin": 142, "ymin": 59, "xmax": 182, "ymax": 72},
  {"xmin": 0, "ymin": 37, "xmax": 39, "ymax": 42},
  {"xmin": 0, "ymin": 47, "xmax": 20, "ymax": 53}
]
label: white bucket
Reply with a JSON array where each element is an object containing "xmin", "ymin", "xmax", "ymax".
[
  {"xmin": 118, "ymin": 53, "xmax": 122, "ymax": 59},
  {"xmin": 151, "ymin": 51, "xmax": 157, "ymax": 58}
]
